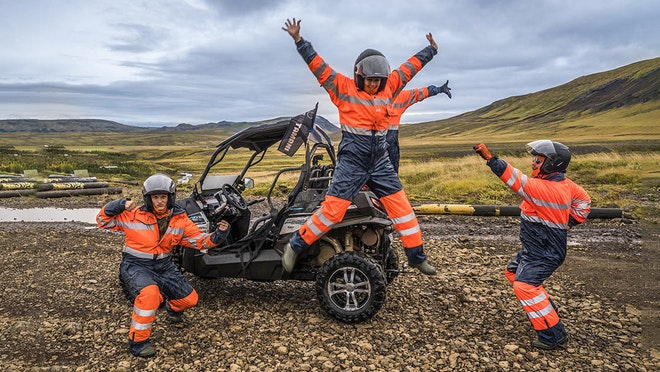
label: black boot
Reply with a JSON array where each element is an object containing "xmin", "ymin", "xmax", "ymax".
[
  {"xmin": 129, "ymin": 339, "xmax": 156, "ymax": 357},
  {"xmin": 165, "ymin": 302, "xmax": 183, "ymax": 323}
]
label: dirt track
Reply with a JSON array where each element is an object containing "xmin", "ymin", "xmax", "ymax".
[{"xmin": 0, "ymin": 194, "xmax": 658, "ymax": 371}]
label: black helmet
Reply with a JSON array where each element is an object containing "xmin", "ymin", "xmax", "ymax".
[
  {"xmin": 354, "ymin": 48, "xmax": 390, "ymax": 93},
  {"xmin": 526, "ymin": 140, "xmax": 571, "ymax": 174},
  {"xmin": 142, "ymin": 173, "xmax": 176, "ymax": 211}
]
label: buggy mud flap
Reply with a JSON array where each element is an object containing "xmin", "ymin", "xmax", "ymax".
[
  {"xmin": 332, "ymin": 217, "xmax": 392, "ymax": 230},
  {"xmin": 195, "ymin": 249, "xmax": 284, "ymax": 281}
]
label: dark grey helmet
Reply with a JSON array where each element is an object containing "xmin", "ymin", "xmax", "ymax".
[
  {"xmin": 526, "ymin": 140, "xmax": 571, "ymax": 174},
  {"xmin": 354, "ymin": 49, "xmax": 390, "ymax": 92},
  {"xmin": 142, "ymin": 173, "xmax": 176, "ymax": 210}
]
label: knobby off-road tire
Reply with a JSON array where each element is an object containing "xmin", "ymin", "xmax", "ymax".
[{"xmin": 315, "ymin": 252, "xmax": 386, "ymax": 323}]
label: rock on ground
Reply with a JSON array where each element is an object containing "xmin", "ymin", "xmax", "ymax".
[{"xmin": 0, "ymin": 194, "xmax": 658, "ymax": 371}]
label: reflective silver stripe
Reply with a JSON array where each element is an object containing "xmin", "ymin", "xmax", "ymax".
[
  {"xmin": 115, "ymin": 221, "xmax": 154, "ymax": 230},
  {"xmin": 519, "ymin": 291, "xmax": 547, "ymax": 307},
  {"xmin": 312, "ymin": 60, "xmax": 332, "ymax": 80},
  {"xmin": 184, "ymin": 232, "xmax": 206, "ymax": 246},
  {"xmin": 391, "ymin": 212, "xmax": 415, "ymax": 225},
  {"xmin": 388, "ymin": 125, "xmax": 399, "ymax": 131},
  {"xmin": 167, "ymin": 227, "xmax": 184, "ymax": 235},
  {"xmin": 97, "ymin": 215, "xmax": 116, "ymax": 227},
  {"xmin": 122, "ymin": 246, "xmax": 170, "ymax": 259},
  {"xmin": 529, "ymin": 197, "xmax": 570, "ymax": 210},
  {"xmin": 521, "ymin": 214, "xmax": 567, "ymax": 229},
  {"xmin": 133, "ymin": 306, "xmax": 157, "ymax": 317},
  {"xmin": 315, "ymin": 210, "xmax": 334, "ymax": 228},
  {"xmin": 339, "ymin": 94, "xmax": 391, "ymax": 107},
  {"xmin": 392, "ymin": 70, "xmax": 407, "ymax": 97},
  {"xmin": 398, "ymin": 225, "xmax": 420, "ymax": 237},
  {"xmin": 202, "ymin": 238, "xmax": 214, "ymax": 250},
  {"xmin": 306, "ymin": 219, "xmax": 323, "ymax": 237},
  {"xmin": 526, "ymin": 303, "xmax": 554, "ymax": 319},
  {"xmin": 392, "ymin": 88, "xmax": 424, "ymax": 109},
  {"xmin": 506, "ymin": 168, "xmax": 521, "ymax": 188},
  {"xmin": 398, "ymin": 62, "xmax": 416, "ymax": 84},
  {"xmin": 340, "ymin": 124, "xmax": 387, "ymax": 136},
  {"xmin": 131, "ymin": 319, "xmax": 153, "ymax": 330},
  {"xmin": 573, "ymin": 200, "xmax": 591, "ymax": 217}
]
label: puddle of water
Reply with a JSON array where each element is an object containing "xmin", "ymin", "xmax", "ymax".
[{"xmin": 0, "ymin": 207, "xmax": 99, "ymax": 224}]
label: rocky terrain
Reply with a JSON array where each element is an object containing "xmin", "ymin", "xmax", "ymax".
[{"xmin": 0, "ymin": 193, "xmax": 658, "ymax": 371}]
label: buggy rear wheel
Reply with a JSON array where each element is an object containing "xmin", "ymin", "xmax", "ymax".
[{"xmin": 315, "ymin": 252, "xmax": 386, "ymax": 323}]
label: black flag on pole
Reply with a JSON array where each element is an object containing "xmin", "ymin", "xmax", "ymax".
[{"xmin": 278, "ymin": 103, "xmax": 318, "ymax": 157}]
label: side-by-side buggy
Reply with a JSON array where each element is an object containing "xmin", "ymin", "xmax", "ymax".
[{"xmin": 173, "ymin": 107, "xmax": 402, "ymax": 323}]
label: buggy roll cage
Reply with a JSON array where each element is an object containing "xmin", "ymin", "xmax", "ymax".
[{"xmin": 193, "ymin": 111, "xmax": 336, "ymax": 214}]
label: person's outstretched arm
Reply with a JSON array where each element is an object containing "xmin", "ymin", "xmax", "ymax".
[
  {"xmin": 389, "ymin": 33, "xmax": 439, "ymax": 96},
  {"xmin": 282, "ymin": 18, "xmax": 301, "ymax": 43}
]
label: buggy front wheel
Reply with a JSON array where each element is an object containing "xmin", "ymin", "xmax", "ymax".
[{"xmin": 315, "ymin": 252, "xmax": 386, "ymax": 323}]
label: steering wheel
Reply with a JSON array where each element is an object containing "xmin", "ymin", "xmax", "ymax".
[{"xmin": 217, "ymin": 184, "xmax": 248, "ymax": 213}]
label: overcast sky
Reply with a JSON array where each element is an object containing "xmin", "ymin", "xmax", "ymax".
[{"xmin": 1, "ymin": 0, "xmax": 658, "ymax": 127}]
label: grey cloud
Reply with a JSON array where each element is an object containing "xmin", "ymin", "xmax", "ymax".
[{"xmin": 106, "ymin": 23, "xmax": 166, "ymax": 53}]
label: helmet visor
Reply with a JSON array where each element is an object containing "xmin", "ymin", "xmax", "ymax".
[
  {"xmin": 357, "ymin": 55, "xmax": 390, "ymax": 78},
  {"xmin": 142, "ymin": 174, "xmax": 175, "ymax": 195},
  {"xmin": 526, "ymin": 139, "xmax": 556, "ymax": 157}
]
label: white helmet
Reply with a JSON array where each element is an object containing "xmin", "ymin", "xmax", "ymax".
[
  {"xmin": 354, "ymin": 49, "xmax": 390, "ymax": 92},
  {"xmin": 142, "ymin": 173, "xmax": 176, "ymax": 211},
  {"xmin": 526, "ymin": 140, "xmax": 571, "ymax": 174}
]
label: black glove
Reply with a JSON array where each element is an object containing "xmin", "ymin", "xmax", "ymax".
[
  {"xmin": 211, "ymin": 226, "xmax": 230, "ymax": 244},
  {"xmin": 428, "ymin": 80, "xmax": 452, "ymax": 98},
  {"xmin": 438, "ymin": 80, "xmax": 451, "ymax": 98}
]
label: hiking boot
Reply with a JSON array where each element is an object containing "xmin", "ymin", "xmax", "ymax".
[
  {"xmin": 410, "ymin": 260, "xmax": 437, "ymax": 276},
  {"xmin": 137, "ymin": 344, "xmax": 156, "ymax": 357},
  {"xmin": 532, "ymin": 336, "xmax": 569, "ymax": 350},
  {"xmin": 165, "ymin": 302, "xmax": 183, "ymax": 323},
  {"xmin": 281, "ymin": 243, "xmax": 298, "ymax": 273},
  {"xmin": 168, "ymin": 312, "xmax": 183, "ymax": 323},
  {"xmin": 129, "ymin": 339, "xmax": 156, "ymax": 358}
]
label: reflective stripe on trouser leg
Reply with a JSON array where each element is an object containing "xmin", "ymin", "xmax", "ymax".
[
  {"xmin": 298, "ymin": 195, "xmax": 351, "ymax": 246},
  {"xmin": 168, "ymin": 289, "xmax": 198, "ymax": 313},
  {"xmin": 129, "ymin": 284, "xmax": 162, "ymax": 342},
  {"xmin": 504, "ymin": 269, "xmax": 516, "ymax": 284},
  {"xmin": 512, "ymin": 281, "xmax": 560, "ymax": 330},
  {"xmin": 379, "ymin": 189, "xmax": 422, "ymax": 248}
]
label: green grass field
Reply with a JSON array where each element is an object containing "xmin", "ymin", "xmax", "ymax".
[{"xmin": 1, "ymin": 133, "xmax": 657, "ymax": 219}]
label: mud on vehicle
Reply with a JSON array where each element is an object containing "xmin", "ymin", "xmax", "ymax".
[{"xmin": 173, "ymin": 107, "xmax": 402, "ymax": 323}]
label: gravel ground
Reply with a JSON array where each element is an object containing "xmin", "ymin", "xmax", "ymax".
[{"xmin": 0, "ymin": 193, "xmax": 658, "ymax": 371}]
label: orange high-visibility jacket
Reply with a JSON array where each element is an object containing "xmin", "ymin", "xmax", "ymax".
[
  {"xmin": 387, "ymin": 87, "xmax": 432, "ymax": 128},
  {"xmin": 297, "ymin": 39, "xmax": 436, "ymax": 134},
  {"xmin": 498, "ymin": 163, "xmax": 591, "ymax": 229},
  {"xmin": 97, "ymin": 200, "xmax": 217, "ymax": 255}
]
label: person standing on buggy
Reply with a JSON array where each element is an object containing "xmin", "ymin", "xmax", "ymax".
[
  {"xmin": 97, "ymin": 173, "xmax": 230, "ymax": 358},
  {"xmin": 281, "ymin": 17, "xmax": 438, "ymax": 275},
  {"xmin": 474, "ymin": 141, "xmax": 591, "ymax": 350}
]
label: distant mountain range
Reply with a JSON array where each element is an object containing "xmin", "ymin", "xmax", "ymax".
[
  {"xmin": 0, "ymin": 113, "xmax": 339, "ymax": 134},
  {"xmin": 1, "ymin": 57, "xmax": 658, "ymax": 140}
]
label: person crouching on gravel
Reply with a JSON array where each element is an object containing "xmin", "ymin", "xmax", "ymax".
[
  {"xmin": 473, "ymin": 140, "xmax": 591, "ymax": 350},
  {"xmin": 97, "ymin": 173, "xmax": 230, "ymax": 358}
]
